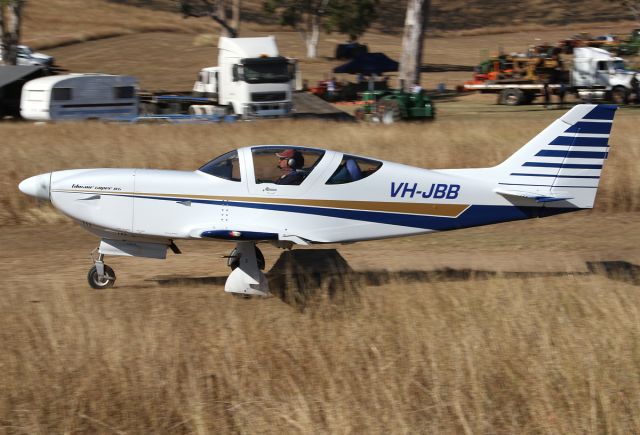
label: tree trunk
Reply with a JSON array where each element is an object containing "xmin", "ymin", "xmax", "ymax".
[
  {"xmin": 231, "ymin": 0, "xmax": 241, "ymax": 37},
  {"xmin": 399, "ymin": 0, "xmax": 430, "ymax": 92},
  {"xmin": 306, "ymin": 13, "xmax": 320, "ymax": 58},
  {"xmin": 216, "ymin": 1, "xmax": 230, "ymax": 37},
  {"xmin": 1, "ymin": 0, "xmax": 24, "ymax": 65}
]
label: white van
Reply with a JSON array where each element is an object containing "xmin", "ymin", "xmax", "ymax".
[{"xmin": 21, "ymin": 74, "xmax": 138, "ymax": 121}]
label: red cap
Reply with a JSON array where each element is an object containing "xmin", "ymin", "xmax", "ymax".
[{"xmin": 276, "ymin": 149, "xmax": 296, "ymax": 158}]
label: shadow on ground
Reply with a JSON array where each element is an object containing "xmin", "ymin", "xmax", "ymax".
[{"xmin": 153, "ymin": 250, "xmax": 640, "ymax": 310}]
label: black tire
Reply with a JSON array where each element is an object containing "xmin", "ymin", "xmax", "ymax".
[
  {"xmin": 500, "ymin": 88, "xmax": 524, "ymax": 106},
  {"xmin": 378, "ymin": 100, "xmax": 401, "ymax": 124},
  {"xmin": 610, "ymin": 86, "xmax": 628, "ymax": 105},
  {"xmin": 87, "ymin": 265, "xmax": 116, "ymax": 289},
  {"xmin": 228, "ymin": 246, "xmax": 266, "ymax": 270}
]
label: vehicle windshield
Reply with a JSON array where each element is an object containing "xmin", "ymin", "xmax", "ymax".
[
  {"xmin": 242, "ymin": 58, "xmax": 291, "ymax": 84},
  {"xmin": 613, "ymin": 60, "xmax": 626, "ymax": 71},
  {"xmin": 198, "ymin": 150, "xmax": 241, "ymax": 182}
]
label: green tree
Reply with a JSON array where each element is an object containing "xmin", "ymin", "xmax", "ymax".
[
  {"xmin": 179, "ymin": 0, "xmax": 241, "ymax": 38},
  {"xmin": 263, "ymin": 0, "xmax": 330, "ymax": 58},
  {"xmin": 324, "ymin": 0, "xmax": 379, "ymax": 42}
]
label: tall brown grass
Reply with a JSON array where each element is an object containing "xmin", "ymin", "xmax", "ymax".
[
  {"xmin": 1, "ymin": 271, "xmax": 639, "ymax": 433},
  {"xmin": 1, "ymin": 113, "xmax": 638, "ymax": 226}
]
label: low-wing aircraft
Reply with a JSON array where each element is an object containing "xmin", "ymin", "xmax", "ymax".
[{"xmin": 19, "ymin": 104, "xmax": 616, "ymax": 296}]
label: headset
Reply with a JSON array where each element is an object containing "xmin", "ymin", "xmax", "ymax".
[{"xmin": 286, "ymin": 152, "xmax": 304, "ymax": 169}]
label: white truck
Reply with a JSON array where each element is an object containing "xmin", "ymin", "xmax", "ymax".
[
  {"xmin": 192, "ymin": 36, "xmax": 295, "ymax": 116},
  {"xmin": 465, "ymin": 46, "xmax": 637, "ymax": 105}
]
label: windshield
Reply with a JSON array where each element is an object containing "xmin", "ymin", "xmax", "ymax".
[
  {"xmin": 613, "ymin": 60, "xmax": 626, "ymax": 71},
  {"xmin": 242, "ymin": 58, "xmax": 291, "ymax": 84},
  {"xmin": 198, "ymin": 150, "xmax": 241, "ymax": 182}
]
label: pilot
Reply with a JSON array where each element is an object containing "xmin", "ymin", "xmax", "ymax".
[{"xmin": 275, "ymin": 149, "xmax": 305, "ymax": 185}]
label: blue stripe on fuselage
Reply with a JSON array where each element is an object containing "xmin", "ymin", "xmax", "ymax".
[{"xmin": 130, "ymin": 194, "xmax": 575, "ymax": 231}]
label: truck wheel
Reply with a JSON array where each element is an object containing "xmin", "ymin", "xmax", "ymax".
[
  {"xmin": 378, "ymin": 100, "xmax": 401, "ymax": 124},
  {"xmin": 354, "ymin": 107, "xmax": 365, "ymax": 121},
  {"xmin": 610, "ymin": 86, "xmax": 628, "ymax": 105},
  {"xmin": 500, "ymin": 88, "xmax": 524, "ymax": 106}
]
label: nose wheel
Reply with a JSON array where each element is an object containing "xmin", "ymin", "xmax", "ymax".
[
  {"xmin": 88, "ymin": 251, "xmax": 116, "ymax": 289},
  {"xmin": 88, "ymin": 264, "xmax": 116, "ymax": 289}
]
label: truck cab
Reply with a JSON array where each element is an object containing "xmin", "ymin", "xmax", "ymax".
[
  {"xmin": 572, "ymin": 47, "xmax": 634, "ymax": 102},
  {"xmin": 193, "ymin": 36, "xmax": 294, "ymax": 117},
  {"xmin": 193, "ymin": 67, "xmax": 219, "ymax": 98}
]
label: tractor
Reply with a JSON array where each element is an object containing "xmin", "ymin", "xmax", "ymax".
[{"xmin": 354, "ymin": 88, "xmax": 435, "ymax": 124}]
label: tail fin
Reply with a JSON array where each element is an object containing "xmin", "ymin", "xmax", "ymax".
[{"xmin": 495, "ymin": 104, "xmax": 616, "ymax": 208}]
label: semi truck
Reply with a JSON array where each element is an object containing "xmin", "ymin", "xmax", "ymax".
[
  {"xmin": 464, "ymin": 47, "xmax": 638, "ymax": 105},
  {"xmin": 141, "ymin": 36, "xmax": 295, "ymax": 118}
]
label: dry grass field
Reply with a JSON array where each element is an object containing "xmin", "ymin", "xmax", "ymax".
[
  {"xmin": 2, "ymin": 1, "xmax": 640, "ymax": 433},
  {"xmin": 1, "ymin": 112, "xmax": 640, "ymax": 433}
]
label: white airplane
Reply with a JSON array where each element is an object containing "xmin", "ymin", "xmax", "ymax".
[{"xmin": 19, "ymin": 104, "xmax": 616, "ymax": 296}]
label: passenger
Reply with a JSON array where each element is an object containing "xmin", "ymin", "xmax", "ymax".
[{"xmin": 275, "ymin": 149, "xmax": 305, "ymax": 185}]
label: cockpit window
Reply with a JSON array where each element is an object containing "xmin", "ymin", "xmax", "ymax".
[
  {"xmin": 326, "ymin": 155, "xmax": 382, "ymax": 184},
  {"xmin": 198, "ymin": 150, "xmax": 241, "ymax": 181},
  {"xmin": 252, "ymin": 146, "xmax": 325, "ymax": 185}
]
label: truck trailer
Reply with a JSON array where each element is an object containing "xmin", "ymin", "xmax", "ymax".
[
  {"xmin": 21, "ymin": 73, "xmax": 138, "ymax": 121},
  {"xmin": 464, "ymin": 47, "xmax": 638, "ymax": 105}
]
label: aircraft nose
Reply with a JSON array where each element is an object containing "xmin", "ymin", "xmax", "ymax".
[{"xmin": 18, "ymin": 173, "xmax": 51, "ymax": 200}]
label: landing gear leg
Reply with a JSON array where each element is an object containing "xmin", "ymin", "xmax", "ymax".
[
  {"xmin": 224, "ymin": 242, "xmax": 270, "ymax": 297},
  {"xmin": 88, "ymin": 250, "xmax": 116, "ymax": 289}
]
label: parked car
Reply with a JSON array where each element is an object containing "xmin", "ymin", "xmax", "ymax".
[{"xmin": 0, "ymin": 45, "xmax": 54, "ymax": 66}]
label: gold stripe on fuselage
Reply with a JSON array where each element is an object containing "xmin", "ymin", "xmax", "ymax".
[{"xmin": 53, "ymin": 189, "xmax": 470, "ymax": 218}]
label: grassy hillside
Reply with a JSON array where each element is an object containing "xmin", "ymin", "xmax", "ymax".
[
  {"xmin": 107, "ymin": 0, "xmax": 639, "ymax": 32},
  {"xmin": 21, "ymin": 0, "xmax": 639, "ymax": 49}
]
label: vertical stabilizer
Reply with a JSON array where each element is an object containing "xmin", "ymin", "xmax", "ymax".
[{"xmin": 495, "ymin": 104, "xmax": 616, "ymax": 208}]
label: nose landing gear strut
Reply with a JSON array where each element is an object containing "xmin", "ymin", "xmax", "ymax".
[{"xmin": 88, "ymin": 251, "xmax": 116, "ymax": 289}]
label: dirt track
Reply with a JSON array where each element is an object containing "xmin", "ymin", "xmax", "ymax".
[{"xmin": 3, "ymin": 210, "xmax": 638, "ymax": 294}]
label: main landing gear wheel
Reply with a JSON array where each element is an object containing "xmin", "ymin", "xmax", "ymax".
[
  {"xmin": 87, "ymin": 264, "xmax": 116, "ymax": 289},
  {"xmin": 228, "ymin": 246, "xmax": 265, "ymax": 270}
]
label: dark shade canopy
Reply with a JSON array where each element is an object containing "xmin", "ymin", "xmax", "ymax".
[
  {"xmin": 0, "ymin": 65, "xmax": 44, "ymax": 88},
  {"xmin": 333, "ymin": 52, "xmax": 399, "ymax": 76}
]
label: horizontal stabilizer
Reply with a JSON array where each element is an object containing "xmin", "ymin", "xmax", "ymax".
[{"xmin": 494, "ymin": 187, "xmax": 573, "ymax": 203}]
